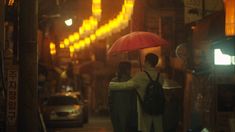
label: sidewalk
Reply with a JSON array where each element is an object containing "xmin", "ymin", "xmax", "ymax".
[{"xmin": 48, "ymin": 115, "xmax": 113, "ymax": 132}]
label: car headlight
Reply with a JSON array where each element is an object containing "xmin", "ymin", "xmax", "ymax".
[{"xmin": 71, "ymin": 108, "xmax": 82, "ymax": 115}]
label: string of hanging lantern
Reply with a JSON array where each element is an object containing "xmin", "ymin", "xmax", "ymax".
[
  {"xmin": 73, "ymin": 0, "xmax": 135, "ymax": 51},
  {"xmin": 50, "ymin": 0, "xmax": 102, "ymax": 56},
  {"xmin": 50, "ymin": 0, "xmax": 135, "ymax": 57},
  {"xmin": 49, "ymin": 42, "xmax": 56, "ymax": 55}
]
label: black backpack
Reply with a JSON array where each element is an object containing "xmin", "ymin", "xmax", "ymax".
[{"xmin": 137, "ymin": 71, "xmax": 165, "ymax": 116}]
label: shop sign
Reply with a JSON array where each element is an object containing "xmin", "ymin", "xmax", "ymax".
[
  {"xmin": 225, "ymin": 0, "xmax": 235, "ymax": 36},
  {"xmin": 214, "ymin": 49, "xmax": 235, "ymax": 65},
  {"xmin": 6, "ymin": 66, "xmax": 18, "ymax": 131}
]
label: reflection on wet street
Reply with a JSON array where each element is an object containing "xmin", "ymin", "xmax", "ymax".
[{"xmin": 47, "ymin": 115, "xmax": 113, "ymax": 132}]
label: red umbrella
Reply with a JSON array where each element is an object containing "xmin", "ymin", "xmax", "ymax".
[{"xmin": 108, "ymin": 31, "xmax": 169, "ymax": 55}]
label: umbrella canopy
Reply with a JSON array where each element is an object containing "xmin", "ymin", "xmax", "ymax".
[{"xmin": 108, "ymin": 31, "xmax": 169, "ymax": 55}]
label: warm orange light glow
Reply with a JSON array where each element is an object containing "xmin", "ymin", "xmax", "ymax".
[
  {"xmin": 60, "ymin": 42, "xmax": 65, "ymax": 48},
  {"xmin": 225, "ymin": 0, "xmax": 235, "ymax": 36},
  {"xmin": 93, "ymin": 0, "xmax": 101, "ymax": 3},
  {"xmin": 74, "ymin": 42, "xmax": 80, "ymax": 50},
  {"xmin": 64, "ymin": 39, "xmax": 70, "ymax": 47},
  {"xmin": 8, "ymin": 0, "xmax": 14, "ymax": 6},
  {"xmin": 69, "ymin": 46, "xmax": 75, "ymax": 53},
  {"xmin": 85, "ymin": 38, "xmax": 91, "ymax": 46},
  {"xmin": 79, "ymin": 27, "xmax": 85, "ymax": 35},
  {"xmin": 69, "ymin": 35, "xmax": 75, "ymax": 42},
  {"xmin": 49, "ymin": 42, "xmax": 56, "ymax": 49},
  {"xmin": 90, "ymin": 34, "xmax": 96, "ymax": 42},
  {"xmin": 191, "ymin": 26, "xmax": 196, "ymax": 30},
  {"xmin": 79, "ymin": 40, "xmax": 85, "ymax": 49},
  {"xmin": 60, "ymin": 0, "xmax": 101, "ymax": 46},
  {"xmin": 85, "ymin": 23, "xmax": 92, "ymax": 31},
  {"xmin": 73, "ymin": 32, "xmax": 80, "ymax": 40},
  {"xmin": 92, "ymin": 0, "xmax": 102, "ymax": 19},
  {"xmin": 95, "ymin": 30, "xmax": 101, "ymax": 37},
  {"xmin": 50, "ymin": 42, "xmax": 56, "ymax": 55},
  {"xmin": 50, "ymin": 50, "xmax": 56, "ymax": 55},
  {"xmin": 58, "ymin": 0, "xmax": 135, "ymax": 54},
  {"xmin": 91, "ymin": 18, "xmax": 98, "ymax": 27}
]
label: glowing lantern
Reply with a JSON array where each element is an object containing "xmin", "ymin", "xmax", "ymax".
[
  {"xmin": 50, "ymin": 50, "xmax": 56, "ymax": 55},
  {"xmin": 85, "ymin": 38, "xmax": 91, "ymax": 46},
  {"xmin": 64, "ymin": 39, "xmax": 70, "ymax": 47},
  {"xmin": 69, "ymin": 46, "xmax": 75, "ymax": 53},
  {"xmin": 85, "ymin": 23, "xmax": 92, "ymax": 31},
  {"xmin": 90, "ymin": 34, "xmax": 96, "ymax": 42},
  {"xmin": 49, "ymin": 42, "xmax": 56, "ymax": 55},
  {"xmin": 49, "ymin": 42, "xmax": 56, "ymax": 49},
  {"xmin": 69, "ymin": 35, "xmax": 75, "ymax": 42},
  {"xmin": 73, "ymin": 32, "xmax": 80, "ymax": 40},
  {"xmin": 93, "ymin": 0, "xmax": 101, "ymax": 2},
  {"xmin": 59, "ymin": 42, "xmax": 65, "ymax": 48},
  {"xmin": 79, "ymin": 40, "xmax": 85, "ymax": 49},
  {"xmin": 74, "ymin": 42, "xmax": 80, "ymax": 50},
  {"xmin": 79, "ymin": 27, "xmax": 85, "ymax": 35},
  {"xmin": 58, "ymin": 0, "xmax": 135, "ymax": 53},
  {"xmin": 95, "ymin": 29, "xmax": 101, "ymax": 37},
  {"xmin": 225, "ymin": 0, "xmax": 235, "ymax": 36},
  {"xmin": 91, "ymin": 18, "xmax": 98, "ymax": 28},
  {"xmin": 92, "ymin": 0, "xmax": 101, "ymax": 20}
]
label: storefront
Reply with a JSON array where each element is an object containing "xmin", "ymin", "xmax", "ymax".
[{"xmin": 182, "ymin": 10, "xmax": 235, "ymax": 132}]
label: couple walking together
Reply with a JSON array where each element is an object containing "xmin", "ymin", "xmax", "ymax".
[{"xmin": 109, "ymin": 53, "xmax": 164, "ymax": 132}]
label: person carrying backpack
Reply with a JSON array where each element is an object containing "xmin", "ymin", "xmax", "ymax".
[{"xmin": 109, "ymin": 53, "xmax": 165, "ymax": 132}]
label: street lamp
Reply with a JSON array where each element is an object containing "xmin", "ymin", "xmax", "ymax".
[{"xmin": 65, "ymin": 18, "xmax": 73, "ymax": 26}]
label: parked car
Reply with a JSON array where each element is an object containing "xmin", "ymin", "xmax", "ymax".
[
  {"xmin": 42, "ymin": 92, "xmax": 84, "ymax": 127},
  {"xmin": 69, "ymin": 91, "xmax": 89, "ymax": 123}
]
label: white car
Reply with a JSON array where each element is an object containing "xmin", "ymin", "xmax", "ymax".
[{"xmin": 42, "ymin": 92, "xmax": 84, "ymax": 127}]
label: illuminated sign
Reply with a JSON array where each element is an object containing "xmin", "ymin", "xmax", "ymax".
[
  {"xmin": 214, "ymin": 49, "xmax": 235, "ymax": 65},
  {"xmin": 225, "ymin": 0, "xmax": 235, "ymax": 36}
]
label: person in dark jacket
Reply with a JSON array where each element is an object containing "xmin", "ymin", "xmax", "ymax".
[
  {"xmin": 109, "ymin": 61, "xmax": 137, "ymax": 132},
  {"xmin": 109, "ymin": 53, "xmax": 164, "ymax": 132}
]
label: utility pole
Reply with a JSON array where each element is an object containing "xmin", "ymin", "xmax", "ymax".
[
  {"xmin": 18, "ymin": 0, "xmax": 39, "ymax": 131},
  {"xmin": 0, "ymin": 0, "xmax": 5, "ymax": 131}
]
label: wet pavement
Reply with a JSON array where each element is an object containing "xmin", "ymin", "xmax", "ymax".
[{"xmin": 47, "ymin": 115, "xmax": 113, "ymax": 132}]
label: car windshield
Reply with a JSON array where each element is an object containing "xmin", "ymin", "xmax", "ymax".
[{"xmin": 47, "ymin": 96, "xmax": 79, "ymax": 106}]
